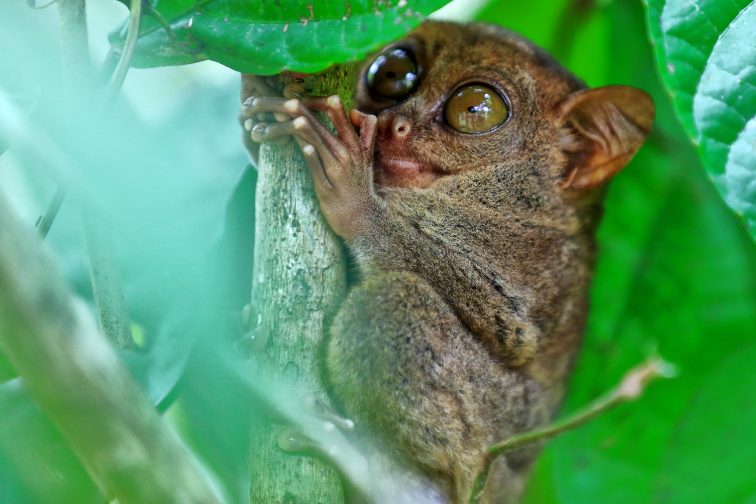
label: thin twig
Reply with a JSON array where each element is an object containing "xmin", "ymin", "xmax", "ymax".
[
  {"xmin": 83, "ymin": 214, "xmax": 134, "ymax": 349},
  {"xmin": 35, "ymin": 187, "xmax": 66, "ymax": 238},
  {"xmin": 105, "ymin": 0, "xmax": 142, "ymax": 105},
  {"xmin": 28, "ymin": 0, "xmax": 60, "ymax": 9},
  {"xmin": 57, "ymin": 0, "xmax": 133, "ymax": 349},
  {"xmin": 144, "ymin": 2, "xmax": 179, "ymax": 41},
  {"xmin": 468, "ymin": 356, "xmax": 676, "ymax": 504},
  {"xmin": 97, "ymin": 47, "xmax": 120, "ymax": 85}
]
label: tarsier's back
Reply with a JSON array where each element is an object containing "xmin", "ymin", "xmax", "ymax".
[{"xmin": 244, "ymin": 20, "xmax": 654, "ymax": 504}]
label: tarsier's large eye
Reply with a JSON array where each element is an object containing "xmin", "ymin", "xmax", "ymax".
[
  {"xmin": 366, "ymin": 48, "xmax": 418, "ymax": 99},
  {"xmin": 444, "ymin": 84, "xmax": 510, "ymax": 133}
]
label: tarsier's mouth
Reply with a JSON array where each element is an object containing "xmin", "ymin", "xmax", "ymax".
[
  {"xmin": 377, "ymin": 157, "xmax": 429, "ymax": 174},
  {"xmin": 374, "ymin": 154, "xmax": 442, "ymax": 188}
]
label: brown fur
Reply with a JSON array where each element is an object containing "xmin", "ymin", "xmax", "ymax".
[{"xmin": 323, "ymin": 21, "xmax": 653, "ymax": 503}]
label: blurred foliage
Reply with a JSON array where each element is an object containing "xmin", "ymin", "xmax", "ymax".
[
  {"xmin": 0, "ymin": 0, "xmax": 754, "ymax": 503},
  {"xmin": 0, "ymin": 380, "xmax": 100, "ymax": 504},
  {"xmin": 0, "ymin": 1, "xmax": 250, "ymax": 500},
  {"xmin": 113, "ymin": 0, "xmax": 449, "ymax": 74}
]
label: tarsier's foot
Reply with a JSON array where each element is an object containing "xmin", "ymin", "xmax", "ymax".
[
  {"xmin": 244, "ymin": 95, "xmax": 383, "ymax": 240},
  {"xmin": 275, "ymin": 402, "xmax": 370, "ymax": 503},
  {"xmin": 277, "ymin": 398, "xmax": 355, "ymax": 456}
]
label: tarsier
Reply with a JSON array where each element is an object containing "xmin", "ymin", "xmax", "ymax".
[{"xmin": 241, "ymin": 20, "xmax": 654, "ymax": 504}]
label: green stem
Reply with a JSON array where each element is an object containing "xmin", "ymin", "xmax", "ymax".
[
  {"xmin": 468, "ymin": 356, "xmax": 675, "ymax": 504},
  {"xmin": 105, "ymin": 0, "xmax": 142, "ymax": 104},
  {"xmin": 144, "ymin": 2, "xmax": 178, "ymax": 41}
]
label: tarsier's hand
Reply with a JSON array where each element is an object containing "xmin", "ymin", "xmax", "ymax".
[
  {"xmin": 242, "ymin": 95, "xmax": 383, "ymax": 241},
  {"xmin": 238, "ymin": 76, "xmax": 285, "ymax": 165}
]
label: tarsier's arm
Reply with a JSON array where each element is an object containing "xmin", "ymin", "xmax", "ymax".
[{"xmin": 240, "ymin": 95, "xmax": 538, "ymax": 364}]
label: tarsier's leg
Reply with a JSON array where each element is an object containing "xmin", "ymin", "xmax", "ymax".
[{"xmin": 327, "ymin": 271, "xmax": 542, "ymax": 504}]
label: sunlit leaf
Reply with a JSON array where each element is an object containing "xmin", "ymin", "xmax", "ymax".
[
  {"xmin": 646, "ymin": 0, "xmax": 756, "ymax": 238},
  {"xmin": 115, "ymin": 0, "xmax": 451, "ymax": 74}
]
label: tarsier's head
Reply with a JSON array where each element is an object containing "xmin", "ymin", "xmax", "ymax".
[{"xmin": 354, "ymin": 21, "xmax": 654, "ymax": 198}]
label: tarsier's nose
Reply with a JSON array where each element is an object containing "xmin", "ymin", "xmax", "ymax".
[
  {"xmin": 392, "ymin": 115, "xmax": 412, "ymax": 138},
  {"xmin": 378, "ymin": 111, "xmax": 412, "ymax": 140}
]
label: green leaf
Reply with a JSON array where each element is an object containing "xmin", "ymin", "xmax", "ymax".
[
  {"xmin": 478, "ymin": 0, "xmax": 756, "ymax": 502},
  {"xmin": 118, "ymin": 0, "xmax": 451, "ymax": 74},
  {"xmin": 646, "ymin": 0, "xmax": 756, "ymax": 238}
]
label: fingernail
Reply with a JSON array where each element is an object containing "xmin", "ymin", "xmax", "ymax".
[
  {"xmin": 243, "ymin": 119, "xmax": 254, "ymax": 131},
  {"xmin": 349, "ymin": 109, "xmax": 363, "ymax": 126},
  {"xmin": 327, "ymin": 95, "xmax": 340, "ymax": 107}
]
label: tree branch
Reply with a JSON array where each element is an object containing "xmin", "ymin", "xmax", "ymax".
[
  {"xmin": 245, "ymin": 69, "xmax": 352, "ymax": 503},
  {"xmin": 468, "ymin": 356, "xmax": 676, "ymax": 504},
  {"xmin": 0, "ymin": 193, "xmax": 226, "ymax": 504},
  {"xmin": 57, "ymin": 0, "xmax": 89, "ymax": 96}
]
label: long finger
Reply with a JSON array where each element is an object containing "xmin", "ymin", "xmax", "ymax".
[
  {"xmin": 249, "ymin": 120, "xmax": 335, "ymax": 190},
  {"xmin": 248, "ymin": 97, "xmax": 349, "ymax": 161},
  {"xmin": 297, "ymin": 139, "xmax": 334, "ymax": 193},
  {"xmin": 350, "ymin": 110, "xmax": 378, "ymax": 155},
  {"xmin": 304, "ymin": 96, "xmax": 361, "ymax": 159},
  {"xmin": 253, "ymin": 117, "xmax": 342, "ymax": 178},
  {"xmin": 250, "ymin": 121, "xmax": 298, "ymax": 143}
]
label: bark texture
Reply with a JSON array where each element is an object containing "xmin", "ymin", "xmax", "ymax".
[{"xmin": 246, "ymin": 64, "xmax": 359, "ymax": 503}]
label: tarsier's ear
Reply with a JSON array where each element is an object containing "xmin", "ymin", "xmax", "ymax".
[{"xmin": 556, "ymin": 85, "xmax": 654, "ymax": 190}]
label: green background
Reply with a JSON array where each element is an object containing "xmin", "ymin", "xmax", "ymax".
[{"xmin": 0, "ymin": 0, "xmax": 754, "ymax": 502}]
